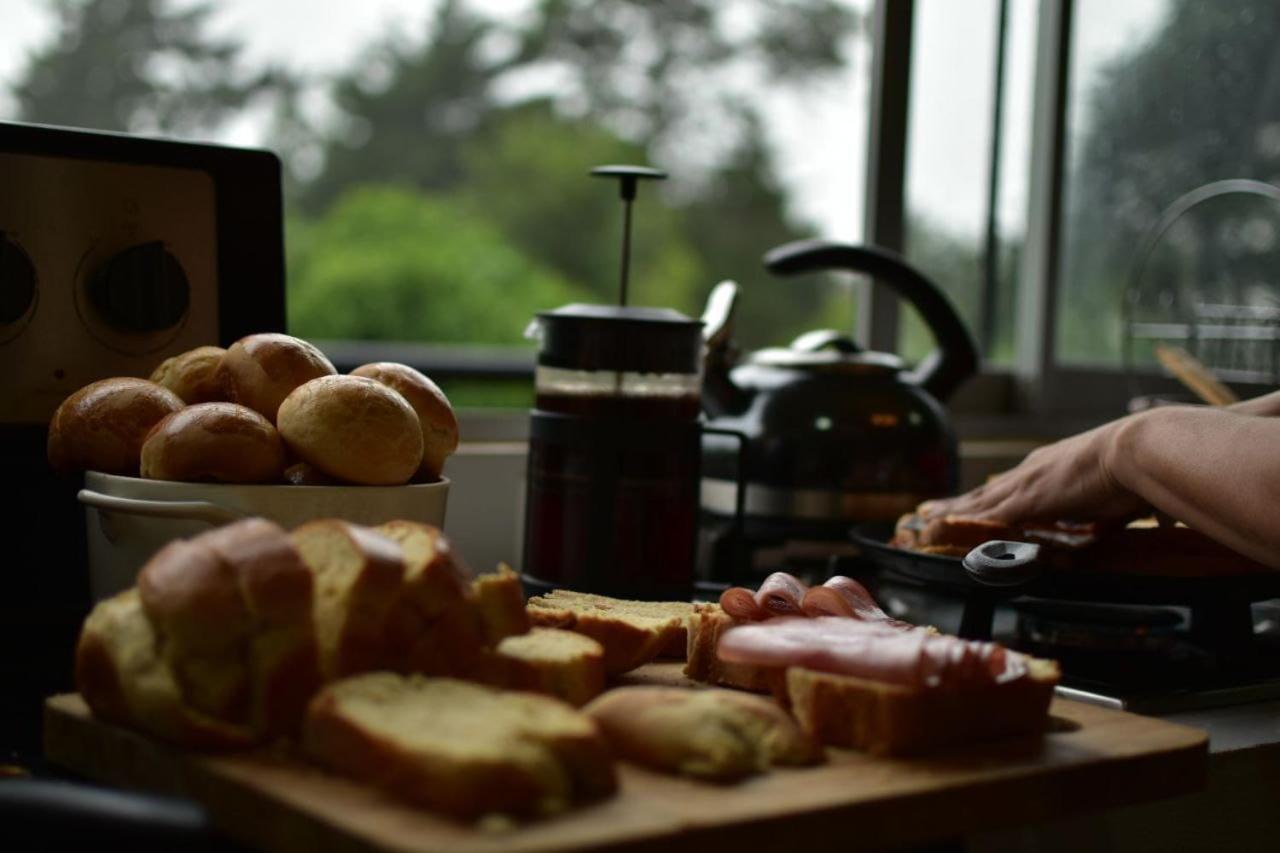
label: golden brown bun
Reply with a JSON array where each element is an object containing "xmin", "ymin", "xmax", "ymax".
[
  {"xmin": 585, "ymin": 685, "xmax": 820, "ymax": 780},
  {"xmin": 786, "ymin": 659, "xmax": 1059, "ymax": 756},
  {"xmin": 214, "ymin": 333, "xmax": 336, "ymax": 423},
  {"xmin": 277, "ymin": 375, "xmax": 423, "ymax": 486},
  {"xmin": 139, "ymin": 403, "xmax": 286, "ymax": 484},
  {"xmin": 47, "ymin": 377, "xmax": 184, "ymax": 474},
  {"xmin": 351, "ymin": 362, "xmax": 458, "ymax": 479},
  {"xmin": 149, "ymin": 346, "xmax": 227, "ymax": 404},
  {"xmin": 303, "ymin": 673, "xmax": 616, "ymax": 819}
]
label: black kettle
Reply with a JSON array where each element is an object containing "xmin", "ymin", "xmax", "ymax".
[{"xmin": 699, "ymin": 239, "xmax": 979, "ymax": 580}]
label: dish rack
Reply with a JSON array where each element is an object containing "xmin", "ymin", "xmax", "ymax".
[{"xmin": 1123, "ymin": 179, "xmax": 1280, "ymax": 403}]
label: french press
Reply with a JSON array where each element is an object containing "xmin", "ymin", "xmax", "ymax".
[{"xmin": 522, "ymin": 166, "xmax": 706, "ymax": 600}]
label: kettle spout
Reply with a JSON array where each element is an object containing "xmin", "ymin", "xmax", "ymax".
[{"xmin": 701, "ymin": 281, "xmax": 752, "ymax": 416}]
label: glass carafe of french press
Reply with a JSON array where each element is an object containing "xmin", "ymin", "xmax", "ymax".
[{"xmin": 522, "ymin": 167, "xmax": 704, "ymax": 600}]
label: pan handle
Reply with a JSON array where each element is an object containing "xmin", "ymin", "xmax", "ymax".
[
  {"xmin": 962, "ymin": 540, "xmax": 1042, "ymax": 588},
  {"xmin": 78, "ymin": 489, "xmax": 244, "ymax": 526}
]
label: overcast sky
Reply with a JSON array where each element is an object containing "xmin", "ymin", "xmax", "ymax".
[{"xmin": 0, "ymin": 0, "xmax": 1166, "ymax": 241}]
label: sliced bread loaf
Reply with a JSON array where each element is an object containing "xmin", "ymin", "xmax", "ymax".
[
  {"xmin": 303, "ymin": 672, "xmax": 616, "ymax": 819},
  {"xmin": 494, "ymin": 628, "xmax": 605, "ymax": 706},
  {"xmin": 526, "ymin": 591, "xmax": 692, "ymax": 675},
  {"xmin": 290, "ymin": 520, "xmax": 405, "ymax": 680},
  {"xmin": 75, "ymin": 589, "xmax": 253, "ymax": 749}
]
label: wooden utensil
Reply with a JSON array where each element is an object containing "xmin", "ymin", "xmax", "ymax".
[{"xmin": 1153, "ymin": 344, "xmax": 1239, "ymax": 406}]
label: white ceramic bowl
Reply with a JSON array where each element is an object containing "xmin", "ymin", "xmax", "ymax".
[{"xmin": 79, "ymin": 471, "xmax": 449, "ymax": 600}]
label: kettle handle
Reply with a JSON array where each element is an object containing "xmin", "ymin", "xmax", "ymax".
[{"xmin": 763, "ymin": 239, "xmax": 979, "ymax": 401}]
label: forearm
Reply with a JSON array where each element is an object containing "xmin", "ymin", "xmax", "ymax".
[
  {"xmin": 1228, "ymin": 389, "xmax": 1280, "ymax": 417},
  {"xmin": 1107, "ymin": 407, "xmax": 1280, "ymax": 567}
]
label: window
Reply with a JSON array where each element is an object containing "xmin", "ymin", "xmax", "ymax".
[
  {"xmin": 1, "ymin": 0, "xmax": 872, "ymax": 408},
  {"xmin": 1057, "ymin": 0, "xmax": 1280, "ymax": 376},
  {"xmin": 900, "ymin": 0, "xmax": 1037, "ymax": 367}
]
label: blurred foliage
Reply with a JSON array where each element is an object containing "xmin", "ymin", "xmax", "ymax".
[
  {"xmin": 287, "ymin": 185, "xmax": 584, "ymax": 343},
  {"xmin": 1060, "ymin": 0, "xmax": 1280, "ymax": 365},
  {"xmin": 13, "ymin": 0, "xmax": 284, "ymax": 135},
  {"xmin": 10, "ymin": 0, "xmax": 875, "ymax": 405}
]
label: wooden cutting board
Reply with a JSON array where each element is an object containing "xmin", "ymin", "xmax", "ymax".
[{"xmin": 44, "ymin": 664, "xmax": 1208, "ymax": 853}]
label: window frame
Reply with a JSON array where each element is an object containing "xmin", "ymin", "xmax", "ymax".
[{"xmin": 326, "ymin": 0, "xmax": 1267, "ymax": 441}]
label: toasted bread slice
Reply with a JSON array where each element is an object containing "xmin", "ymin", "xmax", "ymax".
[
  {"xmin": 585, "ymin": 685, "xmax": 820, "ymax": 781},
  {"xmin": 75, "ymin": 589, "xmax": 253, "ymax": 750},
  {"xmin": 291, "ymin": 520, "xmax": 405, "ymax": 680},
  {"xmin": 526, "ymin": 591, "xmax": 692, "ymax": 675},
  {"xmin": 303, "ymin": 673, "xmax": 616, "ymax": 819},
  {"xmin": 786, "ymin": 658, "xmax": 1060, "ymax": 756},
  {"xmin": 495, "ymin": 628, "xmax": 606, "ymax": 706},
  {"xmin": 473, "ymin": 564, "xmax": 530, "ymax": 645},
  {"xmin": 683, "ymin": 604, "xmax": 783, "ymax": 693}
]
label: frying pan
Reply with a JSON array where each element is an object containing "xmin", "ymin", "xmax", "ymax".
[{"xmin": 851, "ymin": 526, "xmax": 1280, "ymax": 648}]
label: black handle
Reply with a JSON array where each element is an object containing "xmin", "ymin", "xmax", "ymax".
[
  {"xmin": 962, "ymin": 540, "xmax": 1043, "ymax": 588},
  {"xmin": 763, "ymin": 239, "xmax": 980, "ymax": 401}
]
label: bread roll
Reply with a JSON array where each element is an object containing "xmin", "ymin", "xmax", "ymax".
[
  {"xmin": 140, "ymin": 403, "xmax": 286, "ymax": 483},
  {"xmin": 215, "ymin": 333, "xmax": 336, "ymax": 422},
  {"xmin": 585, "ymin": 686, "xmax": 820, "ymax": 780},
  {"xmin": 149, "ymin": 346, "xmax": 227, "ymax": 404},
  {"xmin": 277, "ymin": 375, "xmax": 424, "ymax": 486},
  {"xmin": 350, "ymin": 362, "xmax": 458, "ymax": 479},
  {"xmin": 47, "ymin": 377, "xmax": 184, "ymax": 475}
]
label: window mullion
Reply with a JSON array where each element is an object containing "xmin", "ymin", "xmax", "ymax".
[
  {"xmin": 1015, "ymin": 0, "xmax": 1073, "ymax": 411},
  {"xmin": 860, "ymin": 0, "xmax": 913, "ymax": 353}
]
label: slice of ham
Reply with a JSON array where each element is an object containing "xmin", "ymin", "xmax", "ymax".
[
  {"xmin": 801, "ymin": 576, "xmax": 913, "ymax": 630},
  {"xmin": 719, "ymin": 586, "xmax": 766, "ymax": 621},
  {"xmin": 755, "ymin": 572, "xmax": 809, "ymax": 616},
  {"xmin": 717, "ymin": 616, "xmax": 1027, "ymax": 690}
]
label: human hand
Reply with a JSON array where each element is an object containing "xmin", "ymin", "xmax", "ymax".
[{"xmin": 919, "ymin": 416, "xmax": 1149, "ymax": 526}]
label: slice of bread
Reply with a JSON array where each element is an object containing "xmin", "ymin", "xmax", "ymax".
[
  {"xmin": 75, "ymin": 589, "xmax": 253, "ymax": 750},
  {"xmin": 376, "ymin": 520, "xmax": 486, "ymax": 677},
  {"xmin": 136, "ymin": 537, "xmax": 255, "ymax": 723},
  {"xmin": 472, "ymin": 564, "xmax": 530, "ymax": 645},
  {"xmin": 290, "ymin": 520, "xmax": 405, "ymax": 680},
  {"xmin": 197, "ymin": 518, "xmax": 321, "ymax": 738},
  {"xmin": 494, "ymin": 628, "xmax": 606, "ymax": 706},
  {"xmin": 683, "ymin": 604, "xmax": 783, "ymax": 693},
  {"xmin": 526, "ymin": 591, "xmax": 693, "ymax": 675},
  {"xmin": 785, "ymin": 658, "xmax": 1060, "ymax": 756},
  {"xmin": 584, "ymin": 685, "xmax": 820, "ymax": 781},
  {"xmin": 303, "ymin": 673, "xmax": 616, "ymax": 820}
]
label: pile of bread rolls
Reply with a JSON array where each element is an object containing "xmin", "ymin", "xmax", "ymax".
[{"xmin": 47, "ymin": 333, "xmax": 458, "ymax": 486}]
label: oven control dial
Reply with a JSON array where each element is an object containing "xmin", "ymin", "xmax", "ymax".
[
  {"xmin": 88, "ymin": 241, "xmax": 190, "ymax": 333},
  {"xmin": 0, "ymin": 232, "xmax": 37, "ymax": 325}
]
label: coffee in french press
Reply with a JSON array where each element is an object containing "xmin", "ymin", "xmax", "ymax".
[{"xmin": 521, "ymin": 166, "xmax": 704, "ymax": 600}]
